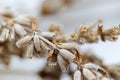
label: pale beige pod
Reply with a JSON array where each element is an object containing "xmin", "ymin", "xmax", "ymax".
[
  {"xmin": 9, "ymin": 27, "xmax": 15, "ymax": 40},
  {"xmin": 14, "ymin": 16, "xmax": 30, "ymax": 26},
  {"xmin": 33, "ymin": 34, "xmax": 41, "ymax": 52},
  {"xmin": 59, "ymin": 49, "xmax": 75, "ymax": 62},
  {"xmin": 26, "ymin": 44, "xmax": 33, "ymax": 58},
  {"xmin": 83, "ymin": 63, "xmax": 100, "ymax": 70},
  {"xmin": 40, "ymin": 40, "xmax": 50, "ymax": 53},
  {"xmin": 16, "ymin": 35, "xmax": 32, "ymax": 48},
  {"xmin": 14, "ymin": 24, "xmax": 27, "ymax": 37},
  {"xmin": 74, "ymin": 70, "xmax": 81, "ymax": 80},
  {"xmin": 83, "ymin": 68, "xmax": 96, "ymax": 80},
  {"xmin": 57, "ymin": 54, "xmax": 69, "ymax": 72},
  {"xmin": 0, "ymin": 18, "xmax": 7, "ymax": 27},
  {"xmin": 57, "ymin": 43, "xmax": 78, "ymax": 50},
  {"xmin": 0, "ymin": 28, "xmax": 8, "ymax": 42},
  {"xmin": 101, "ymin": 77, "xmax": 110, "ymax": 80},
  {"xmin": 5, "ymin": 29, "xmax": 10, "ymax": 40},
  {"xmin": 41, "ymin": 32, "xmax": 56, "ymax": 39}
]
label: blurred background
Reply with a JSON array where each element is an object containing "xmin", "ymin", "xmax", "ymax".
[{"xmin": 0, "ymin": 0, "xmax": 120, "ymax": 80}]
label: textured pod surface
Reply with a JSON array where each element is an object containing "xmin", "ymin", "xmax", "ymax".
[
  {"xmin": 33, "ymin": 34, "xmax": 41, "ymax": 52},
  {"xmin": 83, "ymin": 63, "xmax": 99, "ymax": 70},
  {"xmin": 14, "ymin": 24, "xmax": 27, "ymax": 37},
  {"xmin": 40, "ymin": 40, "xmax": 49, "ymax": 53},
  {"xmin": 41, "ymin": 32, "xmax": 56, "ymax": 39},
  {"xmin": 16, "ymin": 35, "xmax": 32, "ymax": 48},
  {"xmin": 14, "ymin": 16, "xmax": 30, "ymax": 26},
  {"xmin": 5, "ymin": 29, "xmax": 9, "ymax": 40},
  {"xmin": 26, "ymin": 44, "xmax": 33, "ymax": 58},
  {"xmin": 57, "ymin": 54, "xmax": 69, "ymax": 72},
  {"xmin": 59, "ymin": 49, "xmax": 75, "ymax": 61},
  {"xmin": 74, "ymin": 70, "xmax": 81, "ymax": 80},
  {"xmin": 0, "ymin": 28, "xmax": 8, "ymax": 42},
  {"xmin": 101, "ymin": 77, "xmax": 110, "ymax": 80},
  {"xmin": 10, "ymin": 27, "xmax": 15, "ymax": 40},
  {"xmin": 57, "ymin": 43, "xmax": 78, "ymax": 50},
  {"xmin": 83, "ymin": 68, "xmax": 96, "ymax": 80}
]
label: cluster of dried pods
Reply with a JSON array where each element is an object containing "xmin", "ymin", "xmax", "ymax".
[{"xmin": 0, "ymin": 8, "xmax": 120, "ymax": 80}]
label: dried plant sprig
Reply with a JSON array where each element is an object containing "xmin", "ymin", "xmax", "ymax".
[
  {"xmin": 74, "ymin": 63, "xmax": 112, "ymax": 80},
  {"xmin": 0, "ymin": 8, "xmax": 119, "ymax": 80},
  {"xmin": 70, "ymin": 21, "xmax": 100, "ymax": 44},
  {"xmin": 71, "ymin": 24, "xmax": 120, "ymax": 44},
  {"xmin": 98, "ymin": 25, "xmax": 120, "ymax": 41}
]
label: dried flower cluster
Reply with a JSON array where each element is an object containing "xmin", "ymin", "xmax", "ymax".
[
  {"xmin": 0, "ymin": 8, "xmax": 120, "ymax": 80},
  {"xmin": 71, "ymin": 24, "xmax": 120, "ymax": 44}
]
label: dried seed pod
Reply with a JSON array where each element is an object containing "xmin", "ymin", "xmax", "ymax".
[
  {"xmin": 83, "ymin": 68, "xmax": 96, "ymax": 80},
  {"xmin": 33, "ymin": 34, "xmax": 41, "ymax": 52},
  {"xmin": 41, "ymin": 32, "xmax": 56, "ymax": 41},
  {"xmin": 0, "ymin": 28, "xmax": 8, "ymax": 42},
  {"xmin": 5, "ymin": 29, "xmax": 9, "ymax": 40},
  {"xmin": 83, "ymin": 63, "xmax": 107, "ymax": 76},
  {"xmin": 74, "ymin": 50, "xmax": 83, "ymax": 66},
  {"xmin": 74, "ymin": 70, "xmax": 81, "ymax": 80},
  {"xmin": 101, "ymin": 77, "xmax": 111, "ymax": 80},
  {"xmin": 16, "ymin": 35, "xmax": 32, "ymax": 48},
  {"xmin": 9, "ymin": 27, "xmax": 15, "ymax": 40},
  {"xmin": 47, "ymin": 49, "xmax": 58, "ymax": 68},
  {"xmin": 57, "ymin": 43, "xmax": 78, "ymax": 50},
  {"xmin": 40, "ymin": 40, "xmax": 50, "ymax": 53},
  {"xmin": 83, "ymin": 63, "xmax": 100, "ymax": 70},
  {"xmin": 57, "ymin": 54, "xmax": 69, "ymax": 72},
  {"xmin": 14, "ymin": 16, "xmax": 31, "ymax": 26},
  {"xmin": 0, "ymin": 18, "xmax": 7, "ymax": 27},
  {"xmin": 14, "ymin": 24, "xmax": 27, "ymax": 37},
  {"xmin": 59, "ymin": 49, "xmax": 75, "ymax": 62},
  {"xmin": 26, "ymin": 43, "xmax": 33, "ymax": 58}
]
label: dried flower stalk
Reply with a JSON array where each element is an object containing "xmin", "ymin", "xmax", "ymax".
[{"xmin": 0, "ymin": 8, "xmax": 119, "ymax": 80}]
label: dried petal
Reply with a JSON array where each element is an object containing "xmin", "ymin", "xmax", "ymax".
[
  {"xmin": 14, "ymin": 16, "xmax": 30, "ymax": 26},
  {"xmin": 40, "ymin": 40, "xmax": 50, "ymax": 52},
  {"xmin": 41, "ymin": 32, "xmax": 56, "ymax": 39},
  {"xmin": 57, "ymin": 54, "xmax": 69, "ymax": 72},
  {"xmin": 26, "ymin": 44, "xmax": 33, "ymax": 58},
  {"xmin": 57, "ymin": 43, "xmax": 78, "ymax": 50},
  {"xmin": 83, "ymin": 63, "xmax": 100, "ymax": 70},
  {"xmin": 47, "ymin": 49, "xmax": 58, "ymax": 68},
  {"xmin": 101, "ymin": 77, "xmax": 110, "ymax": 80},
  {"xmin": 14, "ymin": 24, "xmax": 27, "ymax": 37},
  {"xmin": 74, "ymin": 70, "xmax": 81, "ymax": 80},
  {"xmin": 16, "ymin": 35, "xmax": 32, "ymax": 48},
  {"xmin": 59, "ymin": 49, "xmax": 75, "ymax": 61},
  {"xmin": 0, "ymin": 28, "xmax": 8, "ymax": 42},
  {"xmin": 10, "ymin": 27, "xmax": 15, "ymax": 40},
  {"xmin": 0, "ymin": 18, "xmax": 7, "ymax": 27},
  {"xmin": 83, "ymin": 68, "xmax": 96, "ymax": 80},
  {"xmin": 5, "ymin": 29, "xmax": 10, "ymax": 40},
  {"xmin": 33, "ymin": 34, "xmax": 41, "ymax": 52}
]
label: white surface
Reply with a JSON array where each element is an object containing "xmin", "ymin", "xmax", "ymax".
[{"xmin": 0, "ymin": 0, "xmax": 120, "ymax": 80}]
